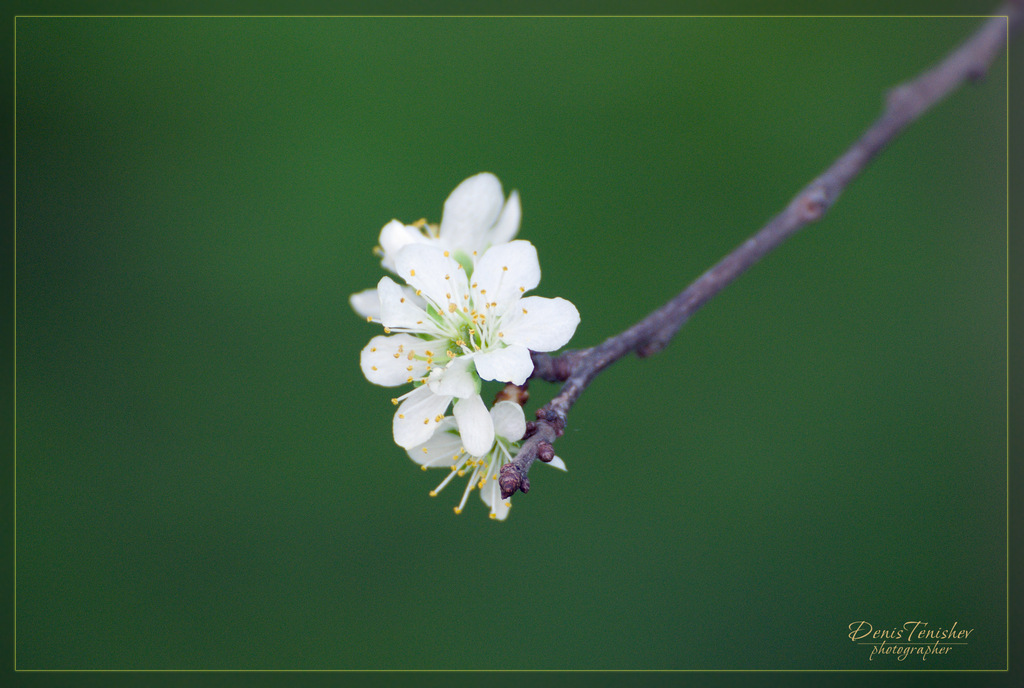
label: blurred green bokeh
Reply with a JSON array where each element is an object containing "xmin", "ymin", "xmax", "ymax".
[{"xmin": 14, "ymin": 15, "xmax": 1006, "ymax": 670}]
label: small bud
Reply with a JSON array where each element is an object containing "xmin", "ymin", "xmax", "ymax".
[
  {"xmin": 537, "ymin": 441, "xmax": 555, "ymax": 463},
  {"xmin": 499, "ymin": 469, "xmax": 520, "ymax": 500},
  {"xmin": 494, "ymin": 382, "xmax": 529, "ymax": 406}
]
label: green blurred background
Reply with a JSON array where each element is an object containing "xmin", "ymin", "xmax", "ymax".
[{"xmin": 14, "ymin": 14, "xmax": 1007, "ymax": 671}]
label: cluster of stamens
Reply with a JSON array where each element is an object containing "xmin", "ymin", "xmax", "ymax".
[{"xmin": 415, "ymin": 433, "xmax": 515, "ymax": 518}]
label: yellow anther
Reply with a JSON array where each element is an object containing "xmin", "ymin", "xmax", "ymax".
[
  {"xmin": 522, "ymin": 308, "xmax": 528, "ymax": 314},
  {"xmin": 370, "ymin": 347, "xmax": 377, "ymax": 352},
  {"xmin": 489, "ymin": 513, "xmax": 497, "ymax": 520},
  {"xmin": 434, "ymin": 414, "xmax": 444, "ymax": 422},
  {"xmin": 456, "ymin": 339, "xmax": 465, "ymax": 347},
  {"xmin": 407, "ymin": 351, "xmax": 415, "ymax": 360},
  {"xmin": 406, "ymin": 365, "xmax": 413, "ymax": 371},
  {"xmin": 383, "ymin": 326, "xmax": 391, "ymax": 333},
  {"xmin": 444, "ymin": 274, "xmax": 450, "ymax": 280},
  {"xmin": 416, "ymin": 289, "xmax": 422, "ymax": 296},
  {"xmin": 429, "ymin": 490, "xmax": 437, "ymax": 496},
  {"xmin": 451, "ymin": 465, "xmax": 458, "ymax": 471},
  {"xmin": 393, "ymin": 352, "xmax": 401, "ymax": 359},
  {"xmin": 410, "ymin": 269, "xmax": 416, "ymax": 276},
  {"xmin": 463, "ymin": 294, "xmax": 469, "ymax": 300},
  {"xmin": 468, "ymin": 328, "xmax": 475, "ymax": 335},
  {"xmin": 421, "ymin": 465, "xmax": 428, "ymax": 470},
  {"xmin": 425, "ymin": 350, "xmax": 434, "ymax": 356},
  {"xmin": 519, "ymin": 286, "xmax": 525, "ymax": 292},
  {"xmin": 457, "ymin": 470, "xmax": 465, "ymax": 477},
  {"xmin": 366, "ymin": 316, "xmax": 372, "ymax": 322},
  {"xmin": 480, "ymin": 289, "xmax": 487, "ymax": 295},
  {"xmin": 446, "ymin": 293, "xmax": 451, "ymax": 299},
  {"xmin": 502, "ymin": 266, "xmax": 508, "ymax": 271},
  {"xmin": 371, "ymin": 365, "xmax": 378, "ymax": 370},
  {"xmin": 391, "ymin": 398, "xmax": 399, "ymax": 405},
  {"xmin": 422, "ymin": 448, "xmax": 429, "ymax": 453},
  {"xmin": 453, "ymin": 507, "xmax": 462, "ymax": 514},
  {"xmin": 406, "ymin": 376, "xmax": 413, "ymax": 383},
  {"xmin": 503, "ymin": 502, "xmax": 511, "ymax": 508},
  {"xmin": 423, "ymin": 418, "xmax": 430, "ymax": 425},
  {"xmin": 398, "ymin": 413, "xmax": 405, "ymax": 419},
  {"xmin": 416, "ymin": 320, "xmax": 423, "ymax": 324},
  {"xmin": 443, "ymin": 250, "xmax": 450, "ymax": 257},
  {"xmin": 400, "ymin": 297, "xmax": 406, "ymax": 303},
  {"xmin": 463, "ymin": 307, "xmax": 469, "ymax": 313},
  {"xmin": 397, "ymin": 345, "xmax": 403, "ymax": 352},
  {"xmin": 448, "ymin": 303, "xmax": 457, "ymax": 313},
  {"xmin": 472, "ymin": 283, "xmax": 478, "ymax": 288}
]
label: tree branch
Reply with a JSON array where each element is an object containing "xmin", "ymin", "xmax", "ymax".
[{"xmin": 500, "ymin": 3, "xmax": 1020, "ymax": 500}]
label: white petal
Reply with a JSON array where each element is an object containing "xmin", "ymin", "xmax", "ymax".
[
  {"xmin": 377, "ymin": 276, "xmax": 446, "ymax": 337},
  {"xmin": 547, "ymin": 456, "xmax": 567, "ymax": 471},
  {"xmin": 501, "ymin": 296, "xmax": 580, "ymax": 352},
  {"xmin": 480, "ymin": 472, "xmax": 511, "ymax": 521},
  {"xmin": 490, "ymin": 401, "xmax": 526, "ymax": 442},
  {"xmin": 379, "ymin": 220, "xmax": 430, "ymax": 272},
  {"xmin": 439, "ymin": 173, "xmax": 505, "ymax": 252},
  {"xmin": 349, "ymin": 288, "xmax": 380, "ymax": 320},
  {"xmin": 473, "ymin": 240, "xmax": 540, "ymax": 308},
  {"xmin": 473, "ymin": 345, "xmax": 534, "ymax": 386},
  {"xmin": 427, "ymin": 355, "xmax": 479, "ymax": 399},
  {"xmin": 360, "ymin": 334, "xmax": 429, "ymax": 386},
  {"xmin": 406, "ymin": 418, "xmax": 464, "ymax": 467},
  {"xmin": 394, "ymin": 243, "xmax": 469, "ymax": 313},
  {"xmin": 393, "ymin": 385, "xmax": 453, "ymax": 449},
  {"xmin": 486, "ymin": 190, "xmax": 521, "ymax": 247},
  {"xmin": 453, "ymin": 394, "xmax": 494, "ymax": 456}
]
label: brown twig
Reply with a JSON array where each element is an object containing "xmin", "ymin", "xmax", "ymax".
[{"xmin": 500, "ymin": 4, "xmax": 1020, "ymax": 500}]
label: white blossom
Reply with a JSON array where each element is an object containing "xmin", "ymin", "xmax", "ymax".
[
  {"xmin": 359, "ymin": 239, "xmax": 579, "ymax": 455},
  {"xmin": 407, "ymin": 401, "xmax": 566, "ymax": 520},
  {"xmin": 349, "ymin": 172, "xmax": 520, "ymax": 319}
]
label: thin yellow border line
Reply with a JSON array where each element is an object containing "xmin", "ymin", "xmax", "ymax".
[
  {"xmin": 12, "ymin": 13, "xmax": 1011, "ymax": 675},
  {"xmin": 1005, "ymin": 12, "xmax": 1011, "ymax": 676},
  {"xmin": 11, "ymin": 12, "xmax": 16, "ymax": 678}
]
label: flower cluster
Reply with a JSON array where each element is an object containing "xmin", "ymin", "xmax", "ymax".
[{"xmin": 351, "ymin": 173, "xmax": 578, "ymax": 519}]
